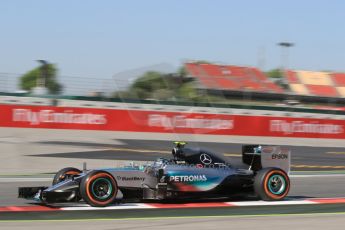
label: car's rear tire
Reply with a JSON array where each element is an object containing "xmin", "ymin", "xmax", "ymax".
[
  {"xmin": 254, "ymin": 168, "xmax": 290, "ymax": 201},
  {"xmin": 80, "ymin": 170, "xmax": 118, "ymax": 207},
  {"xmin": 52, "ymin": 167, "xmax": 82, "ymax": 185}
]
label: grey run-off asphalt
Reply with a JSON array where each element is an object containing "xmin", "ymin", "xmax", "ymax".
[{"xmin": 1, "ymin": 211, "xmax": 345, "ymax": 230}]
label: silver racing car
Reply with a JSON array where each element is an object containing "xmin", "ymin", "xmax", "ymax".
[{"xmin": 19, "ymin": 142, "xmax": 291, "ymax": 207}]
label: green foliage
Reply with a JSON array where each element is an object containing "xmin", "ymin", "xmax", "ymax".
[
  {"xmin": 113, "ymin": 64, "xmax": 229, "ymax": 103},
  {"xmin": 20, "ymin": 64, "xmax": 62, "ymax": 94},
  {"xmin": 126, "ymin": 71, "xmax": 181, "ymax": 100},
  {"xmin": 178, "ymin": 66, "xmax": 187, "ymax": 77},
  {"xmin": 131, "ymin": 71, "xmax": 168, "ymax": 92},
  {"xmin": 266, "ymin": 69, "xmax": 283, "ymax": 79},
  {"xmin": 176, "ymin": 82, "xmax": 198, "ymax": 100},
  {"xmin": 152, "ymin": 89, "xmax": 175, "ymax": 100}
]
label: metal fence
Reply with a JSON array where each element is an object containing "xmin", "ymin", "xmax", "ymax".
[
  {"xmin": 0, "ymin": 73, "xmax": 134, "ymax": 97},
  {"xmin": 0, "ymin": 73, "xmax": 21, "ymax": 93}
]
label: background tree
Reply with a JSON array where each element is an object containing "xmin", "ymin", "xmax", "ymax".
[
  {"xmin": 266, "ymin": 68, "xmax": 283, "ymax": 79},
  {"xmin": 178, "ymin": 66, "xmax": 187, "ymax": 78},
  {"xmin": 113, "ymin": 66, "xmax": 197, "ymax": 101},
  {"xmin": 20, "ymin": 63, "xmax": 63, "ymax": 94}
]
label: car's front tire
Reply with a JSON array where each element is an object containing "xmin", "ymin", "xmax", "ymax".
[
  {"xmin": 254, "ymin": 168, "xmax": 290, "ymax": 201},
  {"xmin": 80, "ymin": 170, "xmax": 118, "ymax": 207},
  {"xmin": 52, "ymin": 167, "xmax": 82, "ymax": 185}
]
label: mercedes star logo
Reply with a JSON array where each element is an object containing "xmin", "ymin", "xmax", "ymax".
[{"xmin": 200, "ymin": 153, "xmax": 212, "ymax": 165}]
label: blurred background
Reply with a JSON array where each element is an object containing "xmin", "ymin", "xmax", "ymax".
[{"xmin": 0, "ymin": 1, "xmax": 344, "ymax": 108}]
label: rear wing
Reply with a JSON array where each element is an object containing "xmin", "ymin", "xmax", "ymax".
[{"xmin": 242, "ymin": 145, "xmax": 291, "ymax": 174}]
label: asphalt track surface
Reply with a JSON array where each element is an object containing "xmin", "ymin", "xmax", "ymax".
[{"xmin": 2, "ymin": 214, "xmax": 345, "ymax": 230}]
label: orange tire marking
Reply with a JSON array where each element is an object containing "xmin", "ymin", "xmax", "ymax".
[
  {"xmin": 85, "ymin": 172, "xmax": 117, "ymax": 206},
  {"xmin": 263, "ymin": 170, "xmax": 290, "ymax": 200}
]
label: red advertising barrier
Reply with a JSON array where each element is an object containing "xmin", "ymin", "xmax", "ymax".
[{"xmin": 0, "ymin": 104, "xmax": 344, "ymax": 139}]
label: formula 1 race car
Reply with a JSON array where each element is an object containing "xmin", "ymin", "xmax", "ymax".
[{"xmin": 19, "ymin": 142, "xmax": 291, "ymax": 207}]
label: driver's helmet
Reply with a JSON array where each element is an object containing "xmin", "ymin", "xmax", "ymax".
[{"xmin": 172, "ymin": 141, "xmax": 187, "ymax": 161}]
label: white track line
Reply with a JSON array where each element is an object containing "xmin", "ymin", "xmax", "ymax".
[
  {"xmin": 0, "ymin": 178, "xmax": 51, "ymax": 182},
  {"xmin": 227, "ymin": 200, "xmax": 316, "ymax": 206},
  {"xmin": 61, "ymin": 203, "xmax": 154, "ymax": 211},
  {"xmin": 61, "ymin": 200, "xmax": 320, "ymax": 211},
  {"xmin": 1, "ymin": 197, "xmax": 344, "ymax": 212},
  {"xmin": 290, "ymin": 174, "xmax": 345, "ymax": 178}
]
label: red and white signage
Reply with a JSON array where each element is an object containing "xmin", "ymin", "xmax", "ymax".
[{"xmin": 0, "ymin": 104, "xmax": 344, "ymax": 139}]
